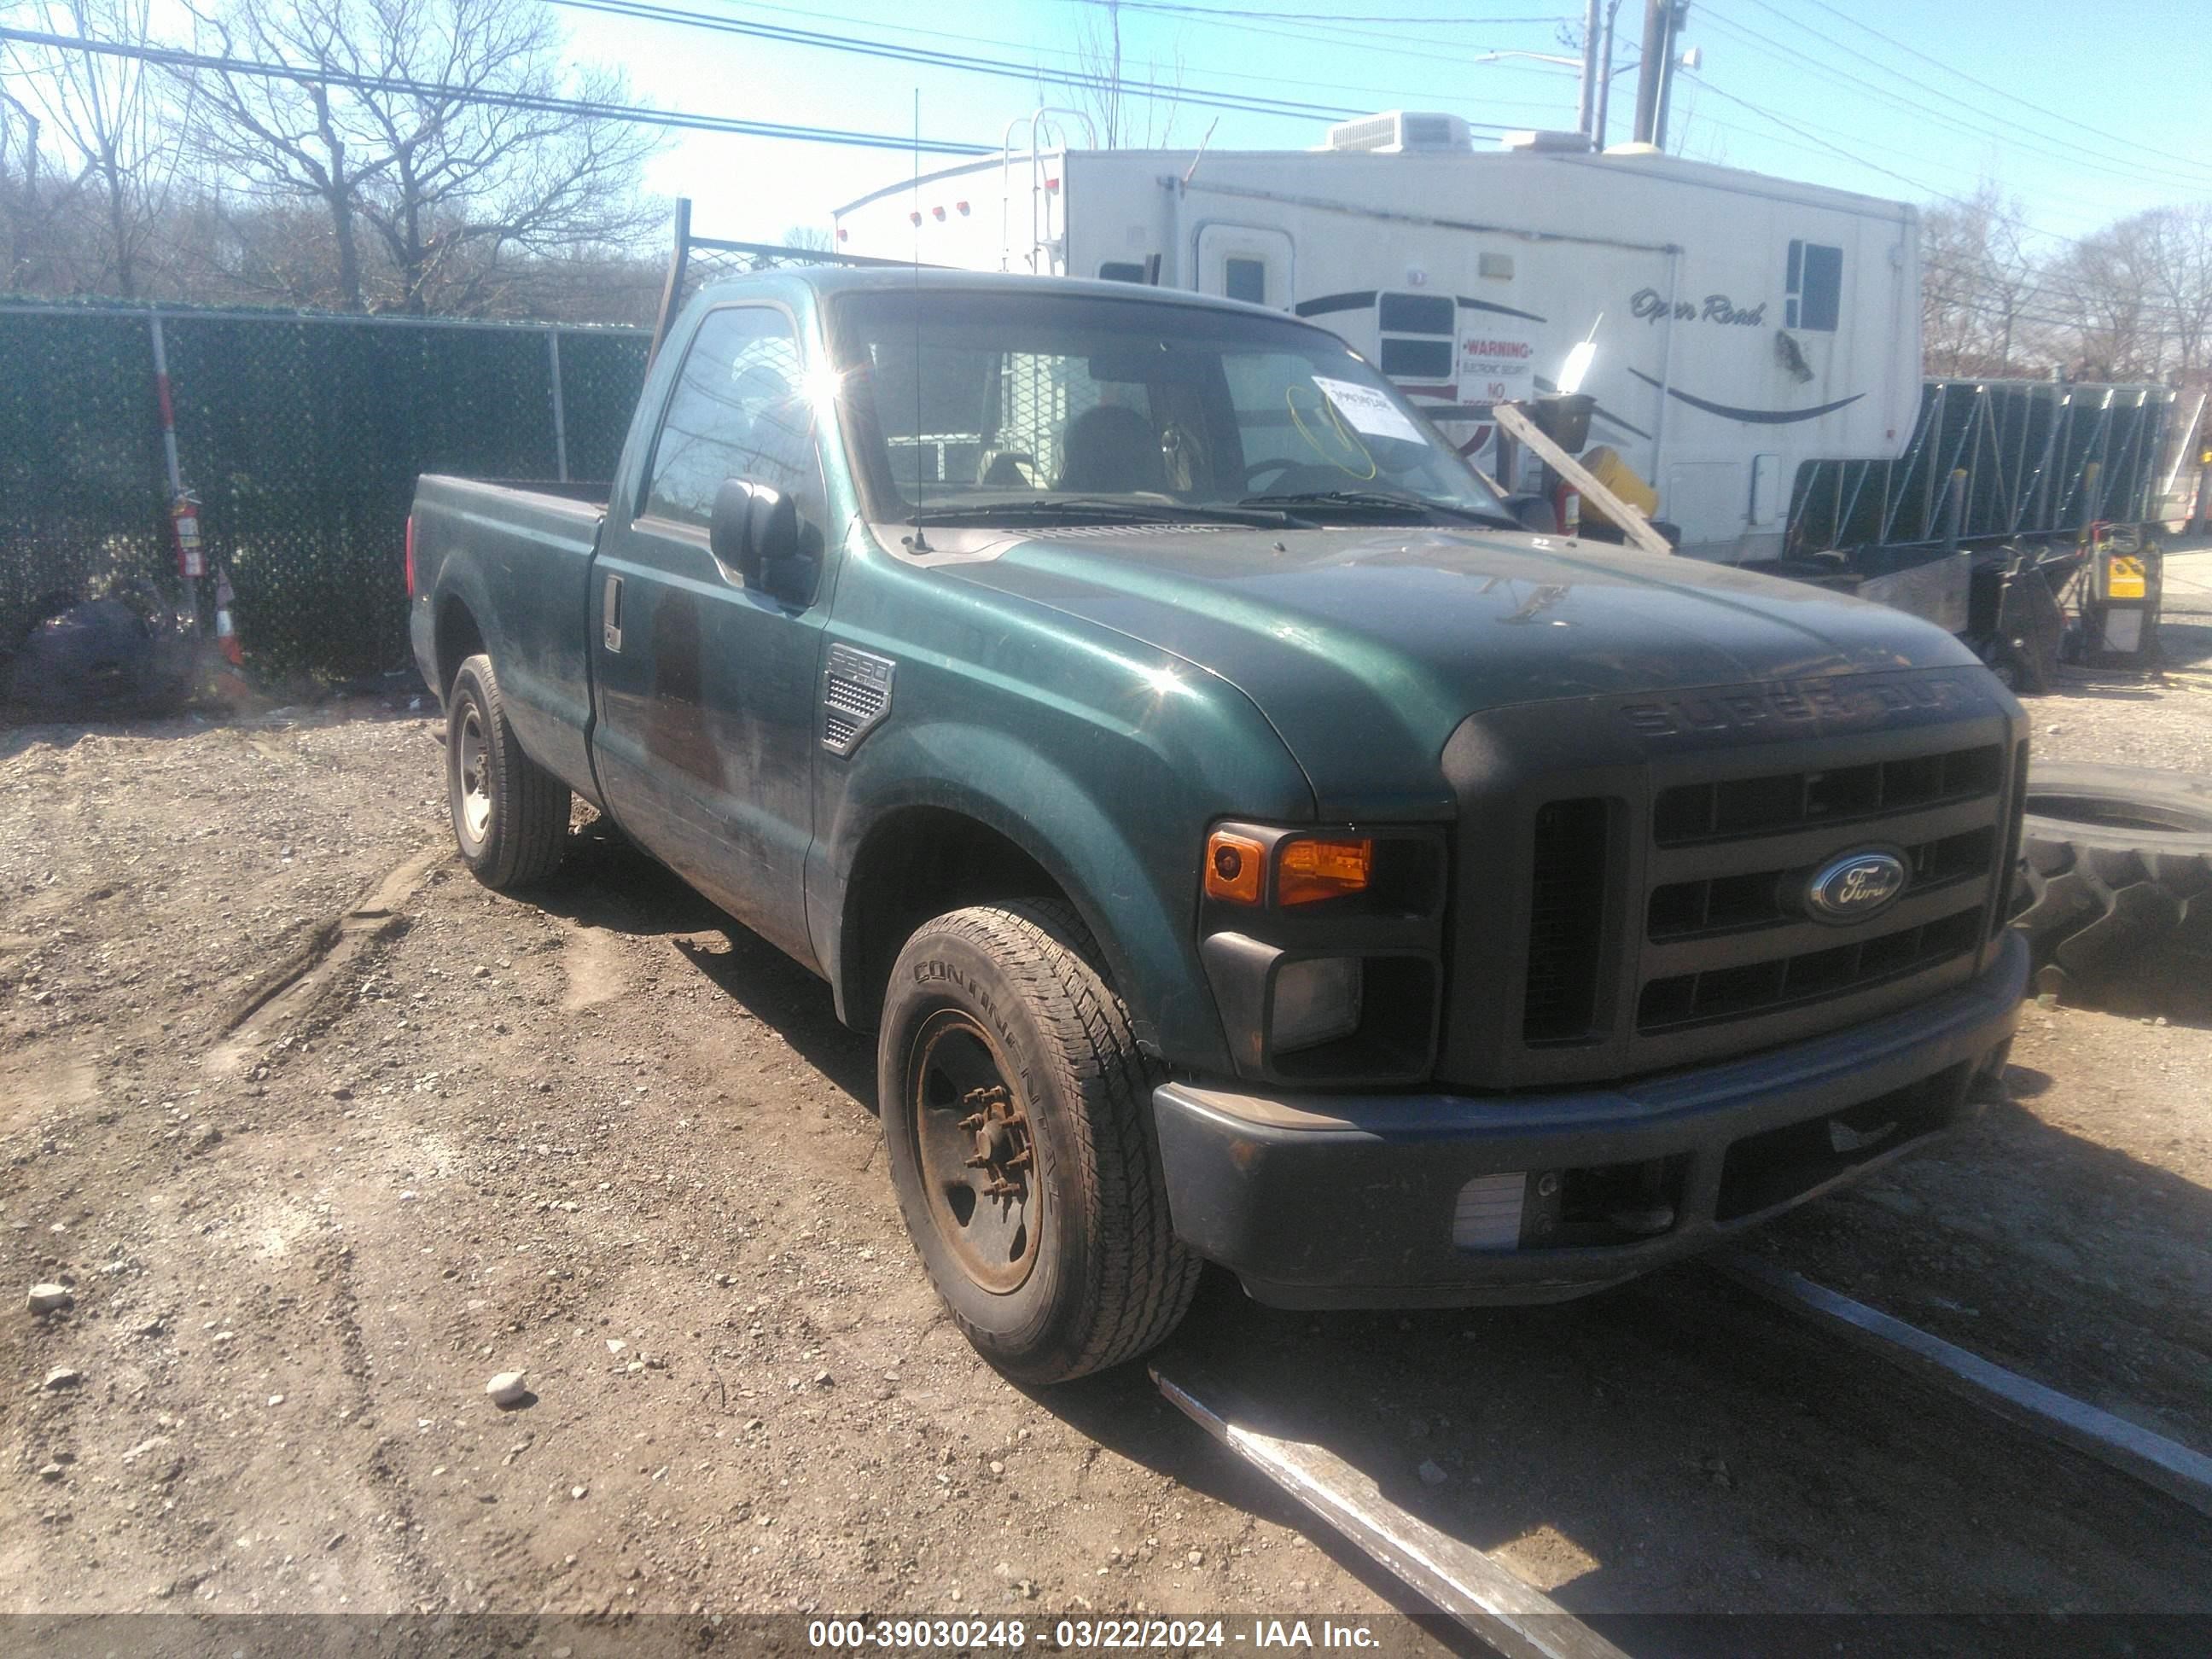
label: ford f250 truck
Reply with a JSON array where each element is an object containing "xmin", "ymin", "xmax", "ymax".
[{"xmin": 408, "ymin": 269, "xmax": 2029, "ymax": 1383}]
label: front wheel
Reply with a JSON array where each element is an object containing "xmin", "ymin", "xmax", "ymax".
[
  {"xmin": 878, "ymin": 901, "xmax": 1201, "ymax": 1383},
  {"xmin": 445, "ymin": 653, "xmax": 570, "ymax": 890}
]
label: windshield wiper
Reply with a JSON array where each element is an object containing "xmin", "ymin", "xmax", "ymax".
[
  {"xmin": 909, "ymin": 498, "xmax": 1303, "ymax": 529},
  {"xmin": 1237, "ymin": 488, "xmax": 1521, "ymax": 530}
]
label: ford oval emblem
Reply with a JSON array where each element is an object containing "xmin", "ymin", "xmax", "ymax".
[{"xmin": 1806, "ymin": 850, "xmax": 1908, "ymax": 923}]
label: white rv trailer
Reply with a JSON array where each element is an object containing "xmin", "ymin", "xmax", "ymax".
[{"xmin": 832, "ymin": 111, "xmax": 1923, "ymax": 563}]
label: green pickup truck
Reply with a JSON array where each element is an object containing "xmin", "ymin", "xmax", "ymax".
[{"xmin": 408, "ymin": 269, "xmax": 2029, "ymax": 1382}]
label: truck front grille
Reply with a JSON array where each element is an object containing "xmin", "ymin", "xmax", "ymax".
[
  {"xmin": 1653, "ymin": 743, "xmax": 2003, "ymax": 845},
  {"xmin": 1645, "ymin": 825, "xmax": 1997, "ymax": 940},
  {"xmin": 1442, "ymin": 668, "xmax": 2026, "ymax": 1091},
  {"xmin": 1637, "ymin": 904, "xmax": 1985, "ymax": 1031},
  {"xmin": 1522, "ymin": 799, "xmax": 1610, "ymax": 1044}
]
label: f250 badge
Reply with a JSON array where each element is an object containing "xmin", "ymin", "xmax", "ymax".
[{"xmin": 1806, "ymin": 850, "xmax": 1908, "ymax": 923}]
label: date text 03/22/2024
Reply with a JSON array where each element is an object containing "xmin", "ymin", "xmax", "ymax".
[{"xmin": 805, "ymin": 1617, "xmax": 1386, "ymax": 1650}]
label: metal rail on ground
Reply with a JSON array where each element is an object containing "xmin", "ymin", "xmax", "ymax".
[
  {"xmin": 1714, "ymin": 1253, "xmax": 2212, "ymax": 1521},
  {"xmin": 1151, "ymin": 1361, "xmax": 1628, "ymax": 1659}
]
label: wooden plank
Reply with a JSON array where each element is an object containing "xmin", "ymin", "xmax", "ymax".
[
  {"xmin": 1715, "ymin": 1254, "xmax": 2212, "ymax": 1522},
  {"xmin": 1151, "ymin": 1362, "xmax": 1627, "ymax": 1659},
  {"xmin": 1491, "ymin": 401, "xmax": 1675, "ymax": 558}
]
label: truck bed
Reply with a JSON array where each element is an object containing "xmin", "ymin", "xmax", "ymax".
[{"xmin": 410, "ymin": 474, "xmax": 609, "ymax": 799}]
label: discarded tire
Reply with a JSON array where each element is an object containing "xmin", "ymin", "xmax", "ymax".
[{"xmin": 2015, "ymin": 762, "xmax": 2212, "ymax": 990}]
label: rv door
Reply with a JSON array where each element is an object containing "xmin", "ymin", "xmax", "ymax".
[{"xmin": 1196, "ymin": 224, "xmax": 1293, "ymax": 311}]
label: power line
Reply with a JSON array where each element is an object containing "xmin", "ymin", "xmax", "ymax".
[
  {"xmin": 1673, "ymin": 79, "xmax": 2151, "ymax": 232},
  {"xmin": 0, "ymin": 25, "xmax": 997, "ymax": 154},
  {"xmin": 695, "ymin": 0, "xmax": 1580, "ymax": 107},
  {"xmin": 698, "ymin": 0, "xmax": 1576, "ymax": 114},
  {"xmin": 1045, "ymin": 0, "xmax": 1585, "ymax": 71},
  {"xmin": 1698, "ymin": 2, "xmax": 2212, "ymax": 196},
  {"xmin": 1765, "ymin": 0, "xmax": 2212, "ymax": 191},
  {"xmin": 1055, "ymin": 2, "xmax": 1571, "ymax": 22},
  {"xmin": 550, "ymin": 0, "xmax": 1523, "ymax": 128},
  {"xmin": 1680, "ymin": 73, "xmax": 2212, "ymax": 338},
  {"xmin": 1675, "ymin": 73, "xmax": 1978, "ymax": 207}
]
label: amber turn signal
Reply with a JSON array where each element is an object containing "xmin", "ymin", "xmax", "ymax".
[
  {"xmin": 1277, "ymin": 835, "xmax": 1373, "ymax": 905},
  {"xmin": 1203, "ymin": 830, "xmax": 1266, "ymax": 905}
]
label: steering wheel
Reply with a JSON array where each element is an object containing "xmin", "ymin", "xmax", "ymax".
[{"xmin": 1241, "ymin": 458, "xmax": 1310, "ymax": 492}]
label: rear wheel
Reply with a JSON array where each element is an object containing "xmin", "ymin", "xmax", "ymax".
[
  {"xmin": 2014, "ymin": 762, "xmax": 2212, "ymax": 992},
  {"xmin": 878, "ymin": 900, "xmax": 1201, "ymax": 1384},
  {"xmin": 445, "ymin": 654, "xmax": 570, "ymax": 890}
]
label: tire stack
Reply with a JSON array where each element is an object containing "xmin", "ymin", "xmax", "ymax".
[{"xmin": 2014, "ymin": 763, "xmax": 2212, "ymax": 998}]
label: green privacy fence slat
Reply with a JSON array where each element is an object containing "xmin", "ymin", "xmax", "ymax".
[
  {"xmin": 1789, "ymin": 378, "xmax": 2177, "ymax": 555},
  {"xmin": 1, "ymin": 303, "xmax": 649, "ymax": 681}
]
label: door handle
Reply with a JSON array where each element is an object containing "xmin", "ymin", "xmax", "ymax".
[{"xmin": 602, "ymin": 573, "xmax": 624, "ymax": 653}]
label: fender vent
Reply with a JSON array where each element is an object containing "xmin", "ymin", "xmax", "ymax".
[{"xmin": 822, "ymin": 643, "xmax": 895, "ymax": 755}]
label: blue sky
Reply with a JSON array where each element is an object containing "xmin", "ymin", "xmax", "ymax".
[{"xmin": 547, "ymin": 0, "xmax": 2212, "ymax": 251}]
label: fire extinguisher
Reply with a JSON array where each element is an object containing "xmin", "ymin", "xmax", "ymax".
[
  {"xmin": 172, "ymin": 493, "xmax": 205, "ymax": 579},
  {"xmin": 1551, "ymin": 482, "xmax": 1581, "ymax": 538}
]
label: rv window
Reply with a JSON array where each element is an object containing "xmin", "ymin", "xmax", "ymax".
[
  {"xmin": 1379, "ymin": 338, "xmax": 1454, "ymax": 380},
  {"xmin": 1787, "ymin": 239, "xmax": 1842, "ymax": 332},
  {"xmin": 1378, "ymin": 293, "xmax": 1454, "ymax": 335},
  {"xmin": 1098, "ymin": 261, "xmax": 1147, "ymax": 284},
  {"xmin": 1224, "ymin": 257, "xmax": 1267, "ymax": 306}
]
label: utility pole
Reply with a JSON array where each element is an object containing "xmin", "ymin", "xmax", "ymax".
[
  {"xmin": 1577, "ymin": 0, "xmax": 1602, "ymax": 142},
  {"xmin": 1592, "ymin": 0, "xmax": 1622, "ymax": 149},
  {"xmin": 1663, "ymin": 6, "xmax": 1690, "ymax": 151},
  {"xmin": 1632, "ymin": 1, "xmax": 1687, "ymax": 147}
]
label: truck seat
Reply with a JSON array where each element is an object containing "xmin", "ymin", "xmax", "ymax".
[{"xmin": 1056, "ymin": 405, "xmax": 1167, "ymax": 494}]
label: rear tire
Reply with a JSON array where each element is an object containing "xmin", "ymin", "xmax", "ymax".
[
  {"xmin": 2014, "ymin": 763, "xmax": 2212, "ymax": 987},
  {"xmin": 878, "ymin": 900, "xmax": 1200, "ymax": 1384},
  {"xmin": 446, "ymin": 653, "xmax": 570, "ymax": 890}
]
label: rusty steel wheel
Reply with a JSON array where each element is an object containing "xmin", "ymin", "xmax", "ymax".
[
  {"xmin": 877, "ymin": 900, "xmax": 1202, "ymax": 1384},
  {"xmin": 906, "ymin": 1010, "xmax": 1041, "ymax": 1295}
]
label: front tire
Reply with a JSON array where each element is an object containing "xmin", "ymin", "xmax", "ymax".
[
  {"xmin": 878, "ymin": 901, "xmax": 1200, "ymax": 1384},
  {"xmin": 445, "ymin": 653, "xmax": 569, "ymax": 890}
]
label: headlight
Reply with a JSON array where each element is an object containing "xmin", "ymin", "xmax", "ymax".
[
  {"xmin": 1196, "ymin": 820, "xmax": 1446, "ymax": 1085},
  {"xmin": 1270, "ymin": 957, "xmax": 1363, "ymax": 1053}
]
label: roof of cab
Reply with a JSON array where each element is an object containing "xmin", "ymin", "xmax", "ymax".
[{"xmin": 690, "ymin": 263, "xmax": 1313, "ymax": 323}]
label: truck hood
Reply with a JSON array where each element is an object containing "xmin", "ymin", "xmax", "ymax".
[{"xmin": 931, "ymin": 524, "xmax": 1983, "ymax": 818}]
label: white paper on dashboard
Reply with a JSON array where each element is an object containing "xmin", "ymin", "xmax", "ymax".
[{"xmin": 1311, "ymin": 376, "xmax": 1425, "ymax": 445}]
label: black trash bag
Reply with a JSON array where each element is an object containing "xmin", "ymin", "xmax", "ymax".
[{"xmin": 4, "ymin": 591, "xmax": 193, "ymax": 716}]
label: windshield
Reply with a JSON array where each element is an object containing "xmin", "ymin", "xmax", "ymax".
[{"xmin": 828, "ymin": 287, "xmax": 1513, "ymax": 529}]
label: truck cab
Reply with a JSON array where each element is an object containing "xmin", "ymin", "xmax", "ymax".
[{"xmin": 409, "ymin": 269, "xmax": 2028, "ymax": 1383}]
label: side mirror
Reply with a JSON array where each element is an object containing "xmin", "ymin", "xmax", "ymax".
[{"xmin": 709, "ymin": 479, "xmax": 814, "ymax": 603}]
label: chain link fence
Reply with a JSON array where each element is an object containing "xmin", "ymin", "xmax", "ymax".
[{"xmin": 1, "ymin": 302, "xmax": 649, "ymax": 684}]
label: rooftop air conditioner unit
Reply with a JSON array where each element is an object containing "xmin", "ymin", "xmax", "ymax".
[
  {"xmin": 1501, "ymin": 129, "xmax": 1594, "ymax": 154},
  {"xmin": 1321, "ymin": 111, "xmax": 1473, "ymax": 154}
]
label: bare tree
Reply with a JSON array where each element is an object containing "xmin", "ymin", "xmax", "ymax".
[
  {"xmin": 2138, "ymin": 203, "xmax": 2212, "ymax": 389},
  {"xmin": 0, "ymin": 0, "xmax": 191, "ymax": 298},
  {"xmin": 2040, "ymin": 212, "xmax": 2165, "ymax": 382},
  {"xmin": 0, "ymin": 83, "xmax": 65, "ymax": 288},
  {"xmin": 1056, "ymin": 0, "xmax": 1182, "ymax": 148},
  {"xmin": 1919, "ymin": 183, "xmax": 2041, "ymax": 378},
  {"xmin": 185, "ymin": 0, "xmax": 660, "ymax": 314}
]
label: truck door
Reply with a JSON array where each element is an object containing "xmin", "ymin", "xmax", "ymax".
[
  {"xmin": 1195, "ymin": 224, "xmax": 1294, "ymax": 311},
  {"xmin": 588, "ymin": 303, "xmax": 830, "ymax": 969}
]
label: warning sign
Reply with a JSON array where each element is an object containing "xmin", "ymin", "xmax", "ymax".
[{"xmin": 1460, "ymin": 326, "xmax": 1538, "ymax": 403}]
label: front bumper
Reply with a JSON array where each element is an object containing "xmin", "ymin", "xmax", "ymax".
[{"xmin": 1152, "ymin": 928, "xmax": 2028, "ymax": 1308}]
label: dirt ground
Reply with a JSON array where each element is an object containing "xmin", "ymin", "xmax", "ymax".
[{"xmin": 3, "ymin": 664, "xmax": 2209, "ymax": 1652}]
